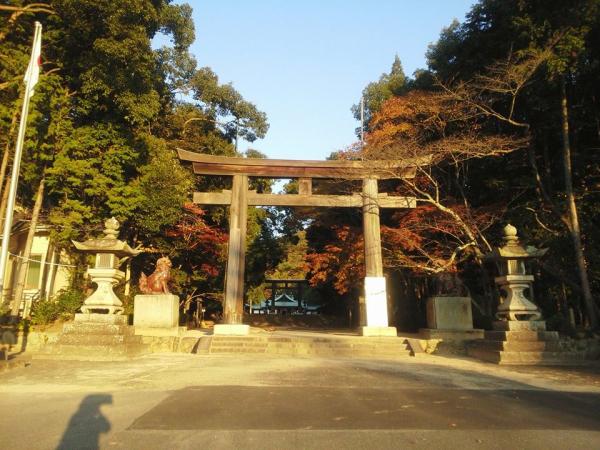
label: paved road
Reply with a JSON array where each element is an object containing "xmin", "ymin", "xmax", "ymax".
[{"xmin": 1, "ymin": 354, "xmax": 599, "ymax": 449}]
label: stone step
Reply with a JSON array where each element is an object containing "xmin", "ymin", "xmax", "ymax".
[
  {"xmin": 74, "ymin": 313, "xmax": 128, "ymax": 325},
  {"xmin": 264, "ymin": 344, "xmax": 409, "ymax": 352},
  {"xmin": 471, "ymin": 339, "xmax": 560, "ymax": 352},
  {"xmin": 213, "ymin": 335, "xmax": 407, "ymax": 344},
  {"xmin": 210, "ymin": 340, "xmax": 269, "ymax": 346},
  {"xmin": 209, "ymin": 346, "xmax": 411, "ymax": 358},
  {"xmin": 210, "ymin": 342, "xmax": 408, "ymax": 351},
  {"xmin": 62, "ymin": 323, "xmax": 135, "ymax": 336},
  {"xmin": 58, "ymin": 333, "xmax": 142, "ymax": 346},
  {"xmin": 484, "ymin": 330, "xmax": 559, "ymax": 342},
  {"xmin": 210, "ymin": 346, "xmax": 268, "ymax": 353},
  {"xmin": 210, "ymin": 347, "xmax": 267, "ymax": 354},
  {"xmin": 210, "ymin": 342, "xmax": 269, "ymax": 349},
  {"xmin": 208, "ymin": 336, "xmax": 412, "ymax": 358},
  {"xmin": 302, "ymin": 338, "xmax": 402, "ymax": 344},
  {"xmin": 33, "ymin": 342, "xmax": 148, "ymax": 361},
  {"xmin": 267, "ymin": 342, "xmax": 406, "ymax": 352},
  {"xmin": 496, "ymin": 350, "xmax": 586, "ymax": 364},
  {"xmin": 273, "ymin": 348, "xmax": 411, "ymax": 358},
  {"xmin": 267, "ymin": 337, "xmax": 296, "ymax": 343},
  {"xmin": 211, "ymin": 336, "xmax": 269, "ymax": 343},
  {"xmin": 467, "ymin": 347, "xmax": 586, "ymax": 365}
]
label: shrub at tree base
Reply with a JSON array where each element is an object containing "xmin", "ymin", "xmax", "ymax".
[{"xmin": 31, "ymin": 289, "xmax": 85, "ymax": 326}]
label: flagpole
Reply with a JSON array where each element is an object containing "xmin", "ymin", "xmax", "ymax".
[{"xmin": 0, "ymin": 22, "xmax": 42, "ymax": 306}]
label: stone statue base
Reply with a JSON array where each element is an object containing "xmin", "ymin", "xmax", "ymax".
[
  {"xmin": 426, "ymin": 296, "xmax": 474, "ymax": 330},
  {"xmin": 133, "ymin": 294, "xmax": 179, "ymax": 328},
  {"xmin": 360, "ymin": 326, "xmax": 397, "ymax": 337},
  {"xmin": 213, "ymin": 324, "xmax": 250, "ymax": 335}
]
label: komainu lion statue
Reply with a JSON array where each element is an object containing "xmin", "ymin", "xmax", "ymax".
[{"xmin": 139, "ymin": 256, "xmax": 172, "ymax": 294}]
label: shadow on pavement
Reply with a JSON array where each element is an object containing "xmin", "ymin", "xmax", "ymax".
[
  {"xmin": 128, "ymin": 360, "xmax": 600, "ymax": 431},
  {"xmin": 56, "ymin": 394, "xmax": 112, "ymax": 450}
]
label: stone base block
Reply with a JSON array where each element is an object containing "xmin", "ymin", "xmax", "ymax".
[
  {"xmin": 213, "ymin": 324, "xmax": 250, "ymax": 335},
  {"xmin": 360, "ymin": 326, "xmax": 397, "ymax": 337},
  {"xmin": 134, "ymin": 294, "xmax": 179, "ymax": 328},
  {"xmin": 34, "ymin": 314, "xmax": 148, "ymax": 361},
  {"xmin": 467, "ymin": 347, "xmax": 586, "ymax": 365},
  {"xmin": 492, "ymin": 320, "xmax": 546, "ymax": 331},
  {"xmin": 74, "ymin": 313, "xmax": 127, "ymax": 325},
  {"xmin": 419, "ymin": 328, "xmax": 484, "ymax": 340},
  {"xmin": 134, "ymin": 326, "xmax": 186, "ymax": 337},
  {"xmin": 468, "ymin": 319, "xmax": 585, "ymax": 365},
  {"xmin": 426, "ymin": 296, "xmax": 473, "ymax": 330},
  {"xmin": 485, "ymin": 330, "xmax": 559, "ymax": 341}
]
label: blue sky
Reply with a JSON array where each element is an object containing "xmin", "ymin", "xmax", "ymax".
[{"xmin": 184, "ymin": 0, "xmax": 475, "ymax": 160}]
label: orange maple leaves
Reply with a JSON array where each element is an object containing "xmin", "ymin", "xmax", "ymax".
[
  {"xmin": 166, "ymin": 202, "xmax": 228, "ymax": 277},
  {"xmin": 306, "ymin": 225, "xmax": 365, "ymax": 294}
]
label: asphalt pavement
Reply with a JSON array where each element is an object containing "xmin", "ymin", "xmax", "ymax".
[{"xmin": 1, "ymin": 353, "xmax": 599, "ymax": 449}]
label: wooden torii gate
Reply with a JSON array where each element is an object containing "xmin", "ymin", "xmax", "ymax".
[{"xmin": 178, "ymin": 148, "xmax": 421, "ymax": 336}]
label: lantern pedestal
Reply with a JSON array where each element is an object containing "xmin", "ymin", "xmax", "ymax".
[
  {"xmin": 494, "ymin": 274, "xmax": 542, "ymax": 321},
  {"xmin": 80, "ymin": 268, "xmax": 125, "ymax": 314},
  {"xmin": 492, "ymin": 319, "xmax": 546, "ymax": 332}
]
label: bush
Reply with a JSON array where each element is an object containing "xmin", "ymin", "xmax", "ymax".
[
  {"xmin": 31, "ymin": 289, "xmax": 85, "ymax": 326},
  {"xmin": 0, "ymin": 303, "xmax": 11, "ymax": 324},
  {"xmin": 545, "ymin": 312, "xmax": 577, "ymax": 337}
]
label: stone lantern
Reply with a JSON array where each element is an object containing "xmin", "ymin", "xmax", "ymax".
[
  {"xmin": 488, "ymin": 224, "xmax": 547, "ymax": 322},
  {"xmin": 467, "ymin": 225, "xmax": 580, "ymax": 364},
  {"xmin": 72, "ymin": 217, "xmax": 140, "ymax": 314}
]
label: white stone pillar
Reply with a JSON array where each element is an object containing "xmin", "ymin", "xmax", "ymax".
[{"xmin": 361, "ymin": 178, "xmax": 396, "ymax": 337}]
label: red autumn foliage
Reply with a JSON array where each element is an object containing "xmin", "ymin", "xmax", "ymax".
[
  {"xmin": 382, "ymin": 204, "xmax": 498, "ymax": 274},
  {"xmin": 166, "ymin": 202, "xmax": 228, "ymax": 277},
  {"xmin": 364, "ymin": 90, "xmax": 527, "ymax": 164},
  {"xmin": 306, "ymin": 225, "xmax": 364, "ymax": 294}
]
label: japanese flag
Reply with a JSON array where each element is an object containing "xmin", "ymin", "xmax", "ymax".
[{"xmin": 23, "ymin": 22, "xmax": 42, "ymax": 98}]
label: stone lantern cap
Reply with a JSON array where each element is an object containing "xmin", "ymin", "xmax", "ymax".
[
  {"xmin": 72, "ymin": 217, "xmax": 141, "ymax": 257},
  {"xmin": 487, "ymin": 224, "xmax": 548, "ymax": 261}
]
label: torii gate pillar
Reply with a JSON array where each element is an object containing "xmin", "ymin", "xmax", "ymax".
[
  {"xmin": 361, "ymin": 178, "xmax": 397, "ymax": 337},
  {"xmin": 214, "ymin": 174, "xmax": 250, "ymax": 335}
]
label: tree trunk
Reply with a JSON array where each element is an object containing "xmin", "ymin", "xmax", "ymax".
[
  {"xmin": 124, "ymin": 258, "xmax": 132, "ymax": 297},
  {"xmin": 0, "ymin": 108, "xmax": 19, "ymax": 200},
  {"xmin": 0, "ymin": 149, "xmax": 10, "ymax": 203},
  {"xmin": 560, "ymin": 77, "xmax": 598, "ymax": 329},
  {"xmin": 0, "ymin": 176, "xmax": 11, "ymax": 229},
  {"xmin": 10, "ymin": 177, "xmax": 45, "ymax": 317}
]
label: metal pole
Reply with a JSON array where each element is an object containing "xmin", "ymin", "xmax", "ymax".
[
  {"xmin": 235, "ymin": 121, "xmax": 239, "ymax": 152},
  {"xmin": 0, "ymin": 22, "xmax": 42, "ymax": 300},
  {"xmin": 360, "ymin": 96, "xmax": 365, "ymax": 147}
]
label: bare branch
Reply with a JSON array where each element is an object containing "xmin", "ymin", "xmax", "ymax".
[
  {"xmin": 0, "ymin": 4, "xmax": 55, "ymax": 43},
  {"xmin": 524, "ymin": 207, "xmax": 561, "ymax": 236}
]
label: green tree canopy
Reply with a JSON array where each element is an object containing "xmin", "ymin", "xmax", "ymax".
[{"xmin": 352, "ymin": 55, "xmax": 407, "ymax": 127}]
